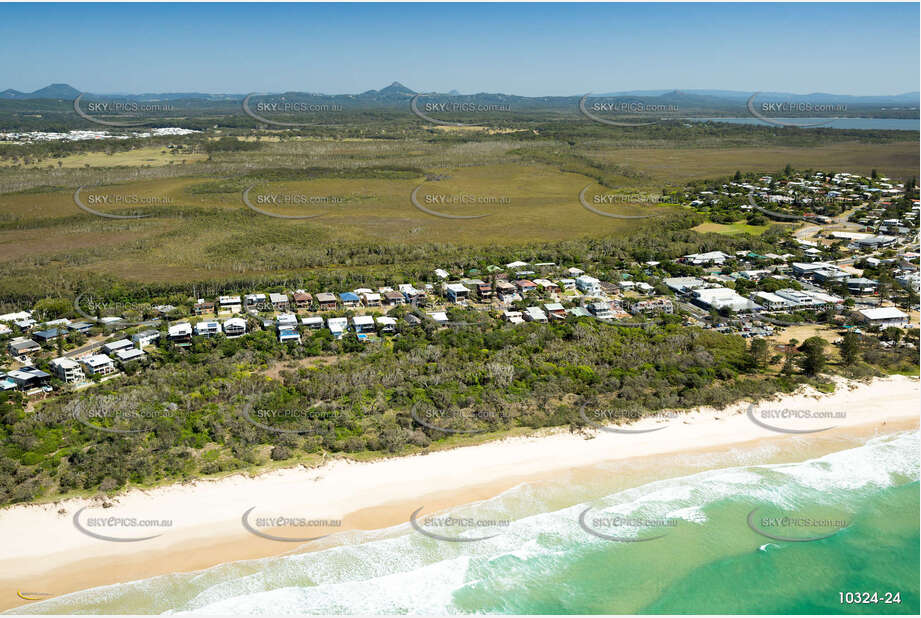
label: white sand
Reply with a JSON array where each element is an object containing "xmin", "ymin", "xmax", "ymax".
[{"xmin": 0, "ymin": 375, "xmax": 917, "ymax": 591}]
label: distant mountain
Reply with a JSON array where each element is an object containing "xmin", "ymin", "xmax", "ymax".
[
  {"xmin": 0, "ymin": 89, "xmax": 25, "ymax": 99},
  {"xmin": 5, "ymin": 83, "xmax": 82, "ymax": 99},
  {"xmin": 599, "ymin": 89, "xmax": 920, "ymax": 105}
]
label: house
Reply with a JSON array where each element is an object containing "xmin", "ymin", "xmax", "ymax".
[
  {"xmin": 559, "ymin": 278, "xmax": 576, "ymax": 290},
  {"xmin": 434, "ymin": 268, "xmax": 450, "ymax": 280},
  {"xmin": 503, "ymin": 310, "xmax": 524, "ymax": 324},
  {"xmin": 278, "ymin": 326, "xmax": 301, "ymax": 343},
  {"xmin": 635, "ymin": 282, "xmax": 655, "ymax": 295},
  {"xmin": 292, "ymin": 290, "xmax": 312, "ymax": 310},
  {"xmin": 361, "ymin": 292, "xmax": 382, "ymax": 307},
  {"xmin": 301, "ymin": 316, "xmax": 324, "ymax": 330},
  {"xmin": 544, "ymin": 303, "xmax": 567, "ymax": 319},
  {"xmin": 114, "ymin": 348, "xmax": 146, "ymax": 365},
  {"xmin": 269, "ymin": 293, "xmax": 290, "ymax": 312},
  {"xmin": 523, "ymin": 306, "xmax": 548, "ymax": 323},
  {"xmin": 567, "ymin": 307, "xmax": 592, "ymax": 318},
  {"xmin": 845, "ymin": 277, "xmax": 878, "ymax": 295},
  {"xmin": 32, "ymin": 328, "xmax": 62, "ymax": 343},
  {"xmin": 473, "ymin": 283, "xmax": 494, "ymax": 300},
  {"xmin": 131, "ymin": 330, "xmax": 160, "ymax": 348},
  {"xmin": 222, "ymin": 317, "xmax": 247, "ymax": 338},
  {"xmin": 663, "ymin": 277, "xmax": 707, "ymax": 295},
  {"xmin": 383, "ymin": 290, "xmax": 406, "ymax": 306},
  {"xmin": 50, "ymin": 357, "xmax": 85, "ymax": 383},
  {"xmin": 506, "ymin": 260, "xmax": 529, "ymax": 270},
  {"xmin": 444, "ymin": 283, "xmax": 470, "ymax": 303},
  {"xmin": 751, "ymin": 291, "xmax": 794, "ymax": 311},
  {"xmin": 428, "ymin": 311, "xmax": 450, "ymax": 325},
  {"xmin": 404, "ymin": 313, "xmax": 422, "ymax": 326},
  {"xmin": 80, "ymin": 353, "xmax": 116, "ymax": 376},
  {"xmin": 102, "ymin": 339, "xmax": 134, "ymax": 354},
  {"xmin": 339, "ymin": 292, "xmax": 360, "ymax": 308},
  {"xmin": 276, "ymin": 313, "xmax": 298, "ymax": 329},
  {"xmin": 398, "ymin": 284, "xmax": 426, "ymax": 305},
  {"xmin": 7, "ymin": 367, "xmax": 51, "ymax": 390},
  {"xmin": 218, "ymin": 295, "xmax": 242, "ymax": 314},
  {"xmin": 515, "ymin": 280, "xmax": 538, "ymax": 295},
  {"xmin": 533, "ymin": 278, "xmax": 560, "ymax": 294},
  {"xmin": 326, "ymin": 317, "xmax": 348, "ymax": 339},
  {"xmin": 352, "ymin": 315, "xmax": 376, "ymax": 334},
  {"xmin": 7, "ymin": 338, "xmax": 40, "ymax": 357},
  {"xmin": 316, "ymin": 292, "xmax": 338, "ymax": 310},
  {"xmin": 244, "ymin": 293, "xmax": 267, "ymax": 310},
  {"xmin": 575, "ymin": 275, "xmax": 602, "ymax": 296},
  {"xmin": 375, "ymin": 316, "xmax": 397, "ymax": 333},
  {"xmin": 630, "ymin": 298, "xmax": 674, "ymax": 315},
  {"xmin": 68, "ymin": 321, "xmax": 94, "ymax": 334},
  {"xmin": 858, "ymin": 307, "xmax": 909, "ymax": 327},
  {"xmin": 691, "ymin": 287, "xmax": 757, "ymax": 312},
  {"xmin": 193, "ymin": 300, "xmax": 215, "ymax": 315},
  {"xmin": 495, "ymin": 281, "xmax": 519, "ymax": 302},
  {"xmin": 586, "ymin": 302, "xmax": 614, "ymax": 320},
  {"xmin": 682, "ymin": 251, "xmax": 731, "ymax": 266},
  {"xmin": 194, "ymin": 321, "xmax": 221, "ymax": 337},
  {"xmin": 566, "ymin": 267, "xmax": 585, "ymax": 277},
  {"xmin": 167, "ymin": 322, "xmax": 193, "ymax": 344}
]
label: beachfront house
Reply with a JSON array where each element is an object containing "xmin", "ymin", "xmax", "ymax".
[
  {"xmin": 194, "ymin": 321, "xmax": 221, "ymax": 337},
  {"xmin": 50, "ymin": 357, "xmax": 85, "ymax": 383},
  {"xmin": 102, "ymin": 339, "xmax": 134, "ymax": 355},
  {"xmin": 218, "ymin": 296, "xmax": 242, "ymax": 314},
  {"xmin": 222, "ymin": 317, "xmax": 247, "ymax": 338},
  {"xmin": 575, "ymin": 275, "xmax": 602, "ymax": 297},
  {"xmin": 339, "ymin": 292, "xmax": 360, "ymax": 308},
  {"xmin": 80, "ymin": 353, "xmax": 116, "ymax": 376},
  {"xmin": 316, "ymin": 293, "xmax": 338, "ymax": 311},
  {"xmin": 327, "ymin": 317, "xmax": 348, "ymax": 339},
  {"xmin": 131, "ymin": 330, "xmax": 160, "ymax": 348},
  {"xmin": 352, "ymin": 315, "xmax": 376, "ymax": 334},
  {"xmin": 444, "ymin": 283, "xmax": 470, "ymax": 304},
  {"xmin": 269, "ymin": 293, "xmax": 290, "ymax": 312}
]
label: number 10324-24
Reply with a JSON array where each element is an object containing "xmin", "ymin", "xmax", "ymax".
[{"xmin": 839, "ymin": 592, "xmax": 901, "ymax": 604}]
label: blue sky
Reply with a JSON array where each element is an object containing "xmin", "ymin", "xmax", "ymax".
[{"xmin": 0, "ymin": 3, "xmax": 917, "ymax": 95}]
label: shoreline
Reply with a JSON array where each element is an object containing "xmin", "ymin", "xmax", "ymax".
[{"xmin": 1, "ymin": 375, "xmax": 918, "ymax": 612}]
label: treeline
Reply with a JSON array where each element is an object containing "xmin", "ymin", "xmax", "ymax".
[{"xmin": 6, "ymin": 311, "xmax": 914, "ymax": 507}]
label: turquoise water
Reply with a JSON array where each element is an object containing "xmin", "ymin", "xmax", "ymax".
[{"xmin": 9, "ymin": 431, "xmax": 919, "ymax": 615}]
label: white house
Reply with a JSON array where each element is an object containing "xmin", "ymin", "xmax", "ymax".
[
  {"xmin": 222, "ymin": 317, "xmax": 247, "ymax": 338},
  {"xmin": 859, "ymin": 307, "xmax": 909, "ymax": 328},
  {"xmin": 194, "ymin": 321, "xmax": 221, "ymax": 337},
  {"xmin": 115, "ymin": 347, "xmax": 146, "ymax": 365},
  {"xmin": 50, "ymin": 357, "xmax": 85, "ymax": 383},
  {"xmin": 575, "ymin": 275, "xmax": 602, "ymax": 296},
  {"xmin": 102, "ymin": 339, "xmax": 134, "ymax": 354},
  {"xmin": 80, "ymin": 353, "xmax": 116, "ymax": 376}
]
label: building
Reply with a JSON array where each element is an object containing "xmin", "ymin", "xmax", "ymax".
[
  {"xmin": 376, "ymin": 316, "xmax": 397, "ymax": 333},
  {"xmin": 301, "ymin": 316, "xmax": 324, "ymax": 330},
  {"xmin": 523, "ymin": 306, "xmax": 548, "ymax": 323},
  {"xmin": 398, "ymin": 284, "xmax": 426, "ymax": 305},
  {"xmin": 327, "ymin": 317, "xmax": 348, "ymax": 338},
  {"xmin": 503, "ymin": 310, "xmax": 524, "ymax": 324},
  {"xmin": 244, "ymin": 293, "xmax": 267, "ymax": 310},
  {"xmin": 515, "ymin": 280, "xmax": 538, "ymax": 295},
  {"xmin": 50, "ymin": 357, "xmax": 85, "ymax": 383},
  {"xmin": 8, "ymin": 338, "xmax": 40, "ymax": 357},
  {"xmin": 218, "ymin": 295, "xmax": 242, "ymax": 314},
  {"xmin": 167, "ymin": 322, "xmax": 193, "ymax": 345},
  {"xmin": 193, "ymin": 300, "xmax": 215, "ymax": 315},
  {"xmin": 575, "ymin": 275, "xmax": 602, "ymax": 296},
  {"xmin": 278, "ymin": 326, "xmax": 301, "ymax": 343},
  {"xmin": 316, "ymin": 292, "xmax": 338, "ymax": 310},
  {"xmin": 194, "ymin": 321, "xmax": 221, "ymax": 337},
  {"xmin": 691, "ymin": 287, "xmax": 757, "ymax": 312},
  {"xmin": 587, "ymin": 302, "xmax": 614, "ymax": 320},
  {"xmin": 32, "ymin": 328, "xmax": 62, "ymax": 343},
  {"xmin": 630, "ymin": 298, "xmax": 674, "ymax": 315},
  {"xmin": 845, "ymin": 277, "xmax": 878, "ymax": 295},
  {"xmin": 495, "ymin": 281, "xmax": 519, "ymax": 303},
  {"xmin": 751, "ymin": 291, "xmax": 794, "ymax": 311},
  {"xmin": 80, "ymin": 353, "xmax": 116, "ymax": 376},
  {"xmin": 7, "ymin": 367, "xmax": 51, "ymax": 390},
  {"xmin": 222, "ymin": 317, "xmax": 247, "ymax": 338},
  {"xmin": 361, "ymin": 292, "xmax": 382, "ymax": 307},
  {"xmin": 269, "ymin": 293, "xmax": 290, "ymax": 311},
  {"xmin": 131, "ymin": 330, "xmax": 160, "ymax": 348},
  {"xmin": 663, "ymin": 277, "xmax": 707, "ymax": 295},
  {"xmin": 682, "ymin": 251, "xmax": 731, "ymax": 266},
  {"xmin": 383, "ymin": 290, "xmax": 406, "ymax": 306},
  {"xmin": 858, "ymin": 307, "xmax": 909, "ymax": 327},
  {"xmin": 276, "ymin": 313, "xmax": 298, "ymax": 329},
  {"xmin": 114, "ymin": 347, "xmax": 146, "ymax": 365},
  {"xmin": 102, "ymin": 339, "xmax": 135, "ymax": 354},
  {"xmin": 544, "ymin": 303, "xmax": 567, "ymax": 319},
  {"xmin": 352, "ymin": 315, "xmax": 376, "ymax": 334},
  {"xmin": 292, "ymin": 290, "xmax": 312, "ymax": 310},
  {"xmin": 339, "ymin": 292, "xmax": 360, "ymax": 308},
  {"xmin": 444, "ymin": 283, "xmax": 470, "ymax": 303}
]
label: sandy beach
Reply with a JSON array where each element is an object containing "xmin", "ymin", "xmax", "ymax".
[{"xmin": 1, "ymin": 375, "xmax": 917, "ymax": 612}]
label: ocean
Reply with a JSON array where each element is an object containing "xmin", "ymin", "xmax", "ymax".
[
  {"xmin": 8, "ymin": 431, "xmax": 919, "ymax": 615},
  {"xmin": 687, "ymin": 117, "xmax": 919, "ymax": 131}
]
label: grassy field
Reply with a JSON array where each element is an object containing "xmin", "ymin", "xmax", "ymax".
[
  {"xmin": 0, "ymin": 134, "xmax": 916, "ymax": 290},
  {"xmin": 0, "ymin": 146, "xmax": 207, "ymax": 169},
  {"xmin": 692, "ymin": 220, "xmax": 773, "ymax": 236}
]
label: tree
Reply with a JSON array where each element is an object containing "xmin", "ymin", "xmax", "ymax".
[
  {"xmin": 840, "ymin": 331, "xmax": 860, "ymax": 365},
  {"xmin": 798, "ymin": 336, "xmax": 827, "ymax": 376},
  {"xmin": 747, "ymin": 338, "xmax": 769, "ymax": 370}
]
